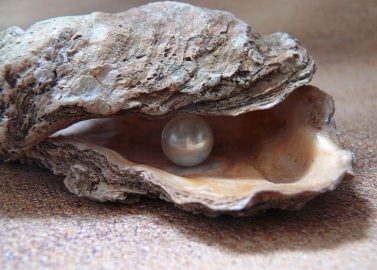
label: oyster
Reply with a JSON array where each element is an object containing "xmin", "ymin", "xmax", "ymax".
[{"xmin": 0, "ymin": 2, "xmax": 352, "ymax": 216}]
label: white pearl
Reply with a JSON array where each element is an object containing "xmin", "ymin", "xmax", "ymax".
[{"xmin": 161, "ymin": 115, "xmax": 214, "ymax": 167}]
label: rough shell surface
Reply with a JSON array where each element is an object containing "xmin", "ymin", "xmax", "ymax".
[
  {"xmin": 0, "ymin": 1, "xmax": 314, "ymax": 156},
  {"xmin": 0, "ymin": 2, "xmax": 352, "ymax": 216}
]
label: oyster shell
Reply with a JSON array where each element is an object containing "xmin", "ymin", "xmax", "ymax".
[{"xmin": 0, "ymin": 2, "xmax": 352, "ymax": 216}]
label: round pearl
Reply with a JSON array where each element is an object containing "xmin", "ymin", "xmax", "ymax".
[{"xmin": 161, "ymin": 115, "xmax": 214, "ymax": 167}]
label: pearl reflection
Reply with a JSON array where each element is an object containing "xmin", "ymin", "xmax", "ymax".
[{"xmin": 161, "ymin": 115, "xmax": 214, "ymax": 167}]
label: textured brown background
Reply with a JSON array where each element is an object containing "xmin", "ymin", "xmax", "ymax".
[{"xmin": 0, "ymin": 1, "xmax": 376, "ymax": 269}]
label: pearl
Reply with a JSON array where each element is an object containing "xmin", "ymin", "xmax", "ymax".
[{"xmin": 161, "ymin": 115, "xmax": 214, "ymax": 167}]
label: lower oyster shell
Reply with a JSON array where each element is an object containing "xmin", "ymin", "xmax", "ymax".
[{"xmin": 19, "ymin": 86, "xmax": 353, "ymax": 216}]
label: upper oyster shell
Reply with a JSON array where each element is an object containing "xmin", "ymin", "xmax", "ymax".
[
  {"xmin": 0, "ymin": 2, "xmax": 352, "ymax": 216},
  {"xmin": 0, "ymin": 1, "xmax": 314, "ymax": 156}
]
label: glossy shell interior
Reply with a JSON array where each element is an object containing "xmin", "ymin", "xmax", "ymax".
[{"xmin": 48, "ymin": 86, "xmax": 352, "ymax": 214}]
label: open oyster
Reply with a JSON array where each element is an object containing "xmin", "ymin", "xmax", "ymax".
[{"xmin": 0, "ymin": 2, "xmax": 352, "ymax": 216}]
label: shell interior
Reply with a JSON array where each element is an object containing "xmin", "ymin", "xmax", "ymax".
[{"xmin": 47, "ymin": 86, "xmax": 353, "ymax": 214}]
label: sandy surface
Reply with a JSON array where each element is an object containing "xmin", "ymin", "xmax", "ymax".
[{"xmin": 1, "ymin": 1, "xmax": 376, "ymax": 269}]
